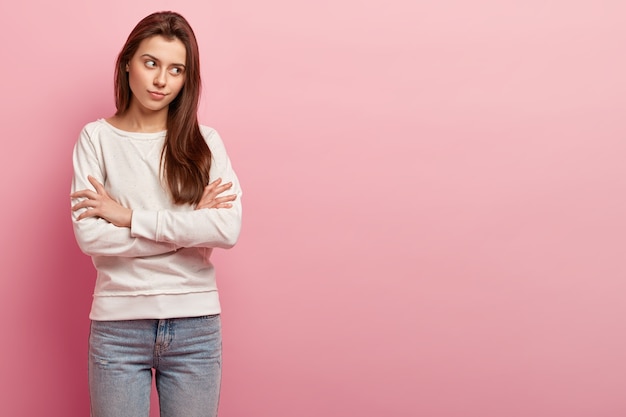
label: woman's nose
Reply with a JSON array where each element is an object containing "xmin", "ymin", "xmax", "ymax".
[{"xmin": 154, "ymin": 71, "xmax": 166, "ymax": 87}]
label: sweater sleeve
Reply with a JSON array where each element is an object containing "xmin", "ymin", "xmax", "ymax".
[
  {"xmin": 130, "ymin": 128, "xmax": 243, "ymax": 249},
  {"xmin": 71, "ymin": 126, "xmax": 178, "ymax": 257}
]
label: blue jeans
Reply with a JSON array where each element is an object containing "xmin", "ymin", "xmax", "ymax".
[{"xmin": 88, "ymin": 315, "xmax": 222, "ymax": 417}]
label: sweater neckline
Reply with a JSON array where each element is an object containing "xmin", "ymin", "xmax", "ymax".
[{"xmin": 98, "ymin": 119, "xmax": 167, "ymax": 139}]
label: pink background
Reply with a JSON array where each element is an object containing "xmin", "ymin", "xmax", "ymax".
[{"xmin": 1, "ymin": 1, "xmax": 625, "ymax": 416}]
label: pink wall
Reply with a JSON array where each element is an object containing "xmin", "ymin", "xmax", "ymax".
[{"xmin": 1, "ymin": 1, "xmax": 625, "ymax": 416}]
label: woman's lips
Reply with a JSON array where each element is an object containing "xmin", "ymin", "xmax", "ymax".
[{"xmin": 148, "ymin": 91, "xmax": 167, "ymax": 100}]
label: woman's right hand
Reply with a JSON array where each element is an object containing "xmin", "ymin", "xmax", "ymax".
[
  {"xmin": 71, "ymin": 175, "xmax": 133, "ymax": 227},
  {"xmin": 195, "ymin": 178, "xmax": 237, "ymax": 210}
]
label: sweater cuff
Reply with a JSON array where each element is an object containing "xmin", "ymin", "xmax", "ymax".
[{"xmin": 130, "ymin": 209, "xmax": 159, "ymax": 241}]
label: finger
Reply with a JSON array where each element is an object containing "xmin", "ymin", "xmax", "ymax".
[
  {"xmin": 209, "ymin": 194, "xmax": 237, "ymax": 204},
  {"xmin": 196, "ymin": 194, "xmax": 237, "ymax": 210},
  {"xmin": 76, "ymin": 208, "xmax": 99, "ymax": 221},
  {"xmin": 73, "ymin": 198, "xmax": 103, "ymax": 211},
  {"xmin": 215, "ymin": 194, "xmax": 237, "ymax": 203},
  {"xmin": 216, "ymin": 181, "xmax": 232, "ymax": 189},
  {"xmin": 196, "ymin": 201, "xmax": 233, "ymax": 210},
  {"xmin": 71, "ymin": 189, "xmax": 98, "ymax": 200},
  {"xmin": 204, "ymin": 178, "xmax": 222, "ymax": 191},
  {"xmin": 72, "ymin": 200, "xmax": 90, "ymax": 211},
  {"xmin": 87, "ymin": 175, "xmax": 107, "ymax": 195},
  {"xmin": 200, "ymin": 178, "xmax": 223, "ymax": 200},
  {"xmin": 215, "ymin": 182, "xmax": 233, "ymax": 193}
]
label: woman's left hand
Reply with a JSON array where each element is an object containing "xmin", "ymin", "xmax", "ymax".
[
  {"xmin": 195, "ymin": 178, "xmax": 237, "ymax": 210},
  {"xmin": 71, "ymin": 175, "xmax": 132, "ymax": 228}
]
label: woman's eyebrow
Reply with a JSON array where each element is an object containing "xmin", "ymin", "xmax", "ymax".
[
  {"xmin": 141, "ymin": 53, "xmax": 186, "ymax": 68},
  {"xmin": 141, "ymin": 53, "xmax": 159, "ymax": 61}
]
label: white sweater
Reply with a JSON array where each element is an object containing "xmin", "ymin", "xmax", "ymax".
[{"xmin": 71, "ymin": 119, "xmax": 242, "ymax": 320}]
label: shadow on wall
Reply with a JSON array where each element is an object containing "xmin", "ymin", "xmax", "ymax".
[
  {"xmin": 13, "ymin": 111, "xmax": 106, "ymax": 416},
  {"xmin": 34, "ymin": 157, "xmax": 94, "ymax": 415}
]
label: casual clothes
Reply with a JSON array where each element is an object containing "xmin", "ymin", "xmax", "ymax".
[{"xmin": 71, "ymin": 119, "xmax": 242, "ymax": 321}]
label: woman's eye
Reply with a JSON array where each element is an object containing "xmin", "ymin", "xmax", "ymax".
[
  {"xmin": 170, "ymin": 67, "xmax": 183, "ymax": 75},
  {"xmin": 145, "ymin": 60, "xmax": 157, "ymax": 68}
]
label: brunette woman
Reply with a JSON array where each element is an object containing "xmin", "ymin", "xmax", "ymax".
[{"xmin": 70, "ymin": 11, "xmax": 241, "ymax": 417}]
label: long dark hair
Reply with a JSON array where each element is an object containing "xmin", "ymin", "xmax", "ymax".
[{"xmin": 113, "ymin": 11, "xmax": 211, "ymax": 205}]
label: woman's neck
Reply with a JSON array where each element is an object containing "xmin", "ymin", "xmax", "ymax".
[{"xmin": 107, "ymin": 106, "xmax": 168, "ymax": 133}]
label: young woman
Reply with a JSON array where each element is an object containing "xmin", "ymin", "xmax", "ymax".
[{"xmin": 70, "ymin": 11, "xmax": 242, "ymax": 417}]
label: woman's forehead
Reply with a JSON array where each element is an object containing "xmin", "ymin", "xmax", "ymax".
[{"xmin": 135, "ymin": 35, "xmax": 186, "ymax": 65}]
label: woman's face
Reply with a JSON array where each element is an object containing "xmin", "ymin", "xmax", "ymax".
[{"xmin": 127, "ymin": 35, "xmax": 187, "ymax": 114}]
